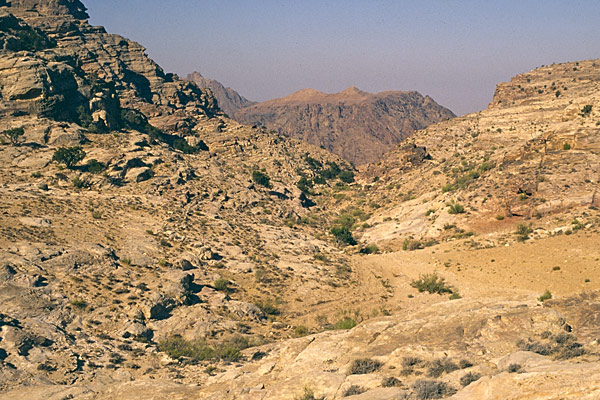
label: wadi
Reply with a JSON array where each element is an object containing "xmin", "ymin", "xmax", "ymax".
[{"xmin": 0, "ymin": 1, "xmax": 599, "ymax": 399}]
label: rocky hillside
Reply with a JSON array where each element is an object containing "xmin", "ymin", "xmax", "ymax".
[
  {"xmin": 234, "ymin": 86, "xmax": 455, "ymax": 165},
  {"xmin": 355, "ymin": 59, "xmax": 600, "ymax": 250},
  {"xmin": 187, "ymin": 71, "xmax": 256, "ymax": 117},
  {"xmin": 1, "ymin": 1, "xmax": 600, "ymax": 399}
]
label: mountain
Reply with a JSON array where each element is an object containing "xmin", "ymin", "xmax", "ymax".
[
  {"xmin": 186, "ymin": 71, "xmax": 255, "ymax": 116},
  {"xmin": 234, "ymin": 86, "xmax": 455, "ymax": 165},
  {"xmin": 1, "ymin": 1, "xmax": 600, "ymax": 399}
]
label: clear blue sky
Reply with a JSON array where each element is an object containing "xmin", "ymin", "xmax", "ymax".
[{"xmin": 85, "ymin": 0, "xmax": 600, "ymax": 116}]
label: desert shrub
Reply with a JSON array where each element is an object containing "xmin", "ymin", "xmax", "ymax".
[
  {"xmin": 381, "ymin": 376, "xmax": 402, "ymax": 387},
  {"xmin": 427, "ymin": 358, "xmax": 458, "ymax": 378},
  {"xmin": 403, "ymin": 238, "xmax": 423, "ymax": 251},
  {"xmin": 449, "ymin": 292, "xmax": 461, "ymax": 300},
  {"xmin": 411, "ymin": 273, "xmax": 453, "ymax": 295},
  {"xmin": 402, "ymin": 356, "xmax": 423, "ymax": 368},
  {"xmin": 458, "ymin": 359, "xmax": 473, "ymax": 369},
  {"xmin": 72, "ymin": 176, "xmax": 91, "ymax": 189},
  {"xmin": 53, "ymin": 146, "xmax": 86, "ymax": 169},
  {"xmin": 69, "ymin": 299, "xmax": 88, "ymax": 309},
  {"xmin": 213, "ymin": 278, "xmax": 230, "ymax": 292},
  {"xmin": 293, "ymin": 325, "xmax": 309, "ymax": 337},
  {"xmin": 517, "ymin": 339, "xmax": 552, "ymax": 356},
  {"xmin": 516, "ymin": 333, "xmax": 584, "ymax": 359},
  {"xmin": 580, "ymin": 104, "xmax": 592, "ymax": 117},
  {"xmin": 254, "ymin": 299, "xmax": 280, "ymax": 316},
  {"xmin": 563, "ymin": 143, "xmax": 571, "ymax": 150},
  {"xmin": 158, "ymin": 335, "xmax": 250, "ymax": 362},
  {"xmin": 412, "ymin": 379, "xmax": 456, "ymax": 400},
  {"xmin": 338, "ymin": 170, "xmax": 355, "ymax": 183},
  {"xmin": 331, "ymin": 317, "xmax": 357, "ymax": 330},
  {"xmin": 330, "ymin": 227, "xmax": 356, "ymax": 245},
  {"xmin": 343, "ymin": 385, "xmax": 365, "ymax": 397},
  {"xmin": 349, "ymin": 358, "xmax": 383, "ymax": 374},
  {"xmin": 538, "ymin": 289, "xmax": 552, "ymax": 302},
  {"xmin": 359, "ymin": 244, "xmax": 379, "ymax": 254},
  {"xmin": 515, "ymin": 223, "xmax": 533, "ymax": 241},
  {"xmin": 447, "ymin": 202, "xmax": 465, "ymax": 214},
  {"xmin": 441, "ymin": 183, "xmax": 456, "ymax": 193},
  {"xmin": 85, "ymin": 159, "xmax": 106, "ymax": 174},
  {"xmin": 460, "ymin": 372, "xmax": 481, "ymax": 387},
  {"xmin": 296, "ymin": 176, "xmax": 313, "ymax": 194},
  {"xmin": 294, "ymin": 386, "xmax": 321, "ymax": 400},
  {"xmin": 2, "ymin": 127, "xmax": 24, "ymax": 145},
  {"xmin": 252, "ymin": 170, "xmax": 271, "ymax": 188},
  {"xmin": 507, "ymin": 363, "xmax": 522, "ymax": 373}
]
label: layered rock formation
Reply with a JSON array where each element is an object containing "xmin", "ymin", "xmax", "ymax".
[
  {"xmin": 187, "ymin": 71, "xmax": 255, "ymax": 117},
  {"xmin": 234, "ymin": 86, "xmax": 455, "ymax": 165}
]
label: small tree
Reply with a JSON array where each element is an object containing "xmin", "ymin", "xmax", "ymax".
[
  {"xmin": 252, "ymin": 170, "xmax": 271, "ymax": 188},
  {"xmin": 52, "ymin": 146, "xmax": 86, "ymax": 169},
  {"xmin": 2, "ymin": 127, "xmax": 24, "ymax": 145}
]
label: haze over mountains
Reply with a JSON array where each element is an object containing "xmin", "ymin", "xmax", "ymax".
[
  {"xmin": 1, "ymin": 1, "xmax": 600, "ymax": 399},
  {"xmin": 188, "ymin": 73, "xmax": 455, "ymax": 165}
]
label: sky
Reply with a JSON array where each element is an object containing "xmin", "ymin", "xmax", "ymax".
[{"xmin": 85, "ymin": 0, "xmax": 600, "ymax": 116}]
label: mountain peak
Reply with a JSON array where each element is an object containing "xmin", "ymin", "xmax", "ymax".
[{"xmin": 340, "ymin": 85, "xmax": 368, "ymax": 96}]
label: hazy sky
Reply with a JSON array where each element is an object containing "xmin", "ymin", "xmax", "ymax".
[{"xmin": 86, "ymin": 0, "xmax": 600, "ymax": 116}]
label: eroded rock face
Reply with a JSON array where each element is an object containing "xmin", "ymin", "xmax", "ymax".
[
  {"xmin": 234, "ymin": 86, "xmax": 455, "ymax": 165},
  {"xmin": 0, "ymin": 0, "xmax": 219, "ymax": 137}
]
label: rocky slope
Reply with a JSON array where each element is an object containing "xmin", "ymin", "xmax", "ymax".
[
  {"xmin": 187, "ymin": 71, "xmax": 256, "ymax": 117},
  {"xmin": 234, "ymin": 86, "xmax": 455, "ymax": 165},
  {"xmin": 355, "ymin": 59, "xmax": 600, "ymax": 250},
  {"xmin": 1, "ymin": 1, "xmax": 600, "ymax": 400}
]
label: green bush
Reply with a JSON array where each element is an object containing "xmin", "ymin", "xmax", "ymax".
[
  {"xmin": 72, "ymin": 176, "xmax": 91, "ymax": 189},
  {"xmin": 213, "ymin": 278, "xmax": 230, "ymax": 292},
  {"xmin": 53, "ymin": 146, "xmax": 86, "ymax": 169},
  {"xmin": 85, "ymin": 159, "xmax": 106, "ymax": 174},
  {"xmin": 441, "ymin": 183, "xmax": 456, "ymax": 193},
  {"xmin": 331, "ymin": 317, "xmax": 357, "ymax": 330},
  {"xmin": 538, "ymin": 289, "xmax": 552, "ymax": 302},
  {"xmin": 2, "ymin": 127, "xmax": 24, "ymax": 145},
  {"xmin": 330, "ymin": 227, "xmax": 356, "ymax": 245},
  {"xmin": 338, "ymin": 170, "xmax": 355, "ymax": 183},
  {"xmin": 252, "ymin": 170, "xmax": 271, "ymax": 188},
  {"xmin": 515, "ymin": 223, "xmax": 533, "ymax": 241},
  {"xmin": 447, "ymin": 202, "xmax": 465, "ymax": 214},
  {"xmin": 563, "ymin": 143, "xmax": 571, "ymax": 150},
  {"xmin": 411, "ymin": 273, "xmax": 453, "ymax": 295},
  {"xmin": 255, "ymin": 299, "xmax": 280, "ymax": 316},
  {"xmin": 580, "ymin": 104, "xmax": 592, "ymax": 117},
  {"xmin": 296, "ymin": 176, "xmax": 313, "ymax": 194},
  {"xmin": 293, "ymin": 325, "xmax": 309, "ymax": 337},
  {"xmin": 359, "ymin": 244, "xmax": 379, "ymax": 254},
  {"xmin": 158, "ymin": 335, "xmax": 251, "ymax": 362}
]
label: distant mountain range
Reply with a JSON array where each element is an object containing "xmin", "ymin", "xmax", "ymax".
[{"xmin": 186, "ymin": 73, "xmax": 455, "ymax": 165}]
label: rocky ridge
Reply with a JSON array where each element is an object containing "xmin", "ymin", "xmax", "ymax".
[
  {"xmin": 187, "ymin": 71, "xmax": 256, "ymax": 117},
  {"xmin": 234, "ymin": 86, "xmax": 455, "ymax": 165}
]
